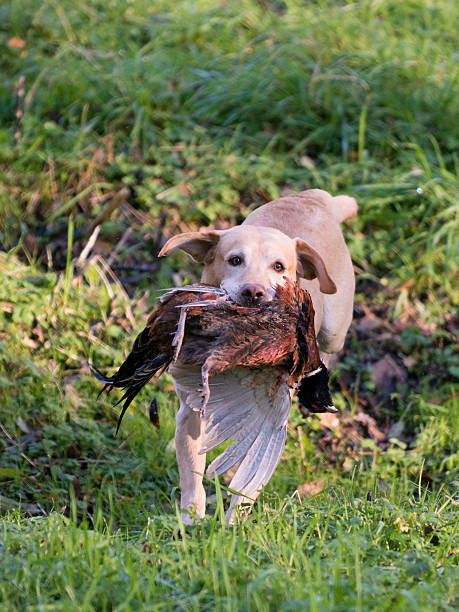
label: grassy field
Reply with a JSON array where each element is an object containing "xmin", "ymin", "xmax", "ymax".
[{"xmin": 0, "ymin": 0, "xmax": 458, "ymax": 609}]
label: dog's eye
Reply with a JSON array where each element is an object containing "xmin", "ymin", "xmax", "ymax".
[
  {"xmin": 273, "ymin": 262, "xmax": 285, "ymax": 272},
  {"xmin": 228, "ymin": 256, "xmax": 242, "ymax": 266}
]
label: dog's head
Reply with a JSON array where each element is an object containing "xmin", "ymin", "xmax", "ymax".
[{"xmin": 159, "ymin": 225, "xmax": 336, "ymax": 305}]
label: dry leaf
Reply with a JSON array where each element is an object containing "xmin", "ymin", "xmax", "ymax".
[
  {"xmin": 355, "ymin": 315, "xmax": 383, "ymax": 332},
  {"xmin": 354, "ymin": 412, "xmax": 386, "ymax": 441},
  {"xmin": 177, "ymin": 184, "xmax": 190, "ymax": 196},
  {"xmin": 0, "ymin": 302, "xmax": 14, "ymax": 313},
  {"xmin": 8, "ymin": 37, "xmax": 26, "ymax": 49},
  {"xmin": 298, "ymin": 479, "xmax": 325, "ymax": 499},
  {"xmin": 371, "ymin": 354, "xmax": 407, "ymax": 391},
  {"xmin": 22, "ymin": 335, "xmax": 38, "ymax": 349},
  {"xmin": 319, "ymin": 413, "xmax": 340, "ymax": 429},
  {"xmin": 300, "ymin": 156, "xmax": 316, "ymax": 169},
  {"xmin": 394, "ymin": 517, "xmax": 409, "ymax": 533},
  {"xmin": 402, "ymin": 355, "xmax": 416, "ymax": 368}
]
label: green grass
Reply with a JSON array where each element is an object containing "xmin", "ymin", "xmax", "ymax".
[
  {"xmin": 1, "ymin": 483, "xmax": 457, "ymax": 611},
  {"xmin": 0, "ymin": 0, "xmax": 458, "ymax": 609}
]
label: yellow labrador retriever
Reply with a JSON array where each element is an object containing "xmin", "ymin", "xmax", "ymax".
[{"xmin": 159, "ymin": 189, "xmax": 357, "ymax": 523}]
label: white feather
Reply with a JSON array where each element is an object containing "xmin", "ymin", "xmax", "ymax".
[
  {"xmin": 159, "ymin": 285, "xmax": 226, "ymax": 302},
  {"xmin": 170, "ymin": 364, "xmax": 292, "ymax": 515}
]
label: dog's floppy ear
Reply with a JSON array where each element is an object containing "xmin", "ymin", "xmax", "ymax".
[
  {"xmin": 294, "ymin": 238, "xmax": 337, "ymax": 294},
  {"xmin": 158, "ymin": 230, "xmax": 223, "ymax": 264}
]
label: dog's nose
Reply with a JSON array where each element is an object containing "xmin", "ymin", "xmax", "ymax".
[{"xmin": 239, "ymin": 284, "xmax": 267, "ymax": 305}]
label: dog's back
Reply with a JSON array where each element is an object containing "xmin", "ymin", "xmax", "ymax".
[
  {"xmin": 243, "ymin": 189, "xmax": 357, "ymax": 342},
  {"xmin": 242, "ymin": 188, "xmax": 357, "ymax": 245}
]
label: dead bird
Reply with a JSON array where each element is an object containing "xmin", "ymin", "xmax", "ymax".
[
  {"xmin": 92, "ymin": 281, "xmax": 336, "ymax": 521},
  {"xmin": 91, "ymin": 281, "xmax": 335, "ymax": 432}
]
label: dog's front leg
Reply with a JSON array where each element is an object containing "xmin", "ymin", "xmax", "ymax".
[{"xmin": 175, "ymin": 396, "xmax": 206, "ymax": 524}]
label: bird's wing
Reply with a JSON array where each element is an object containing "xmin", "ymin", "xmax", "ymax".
[{"xmin": 170, "ymin": 364, "xmax": 291, "ymax": 518}]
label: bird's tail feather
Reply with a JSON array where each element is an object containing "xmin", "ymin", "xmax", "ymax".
[{"xmin": 90, "ymin": 354, "xmax": 172, "ymax": 433}]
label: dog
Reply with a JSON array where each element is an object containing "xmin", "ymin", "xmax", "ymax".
[{"xmin": 158, "ymin": 189, "xmax": 358, "ymax": 523}]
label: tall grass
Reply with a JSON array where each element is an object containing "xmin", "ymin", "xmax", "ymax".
[{"xmin": 1, "ymin": 0, "xmax": 458, "ymax": 308}]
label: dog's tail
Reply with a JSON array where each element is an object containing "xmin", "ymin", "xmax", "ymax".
[{"xmin": 329, "ymin": 194, "xmax": 359, "ymax": 224}]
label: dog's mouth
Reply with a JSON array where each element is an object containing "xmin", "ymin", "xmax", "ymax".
[
  {"xmin": 237, "ymin": 295, "xmax": 269, "ymax": 307},
  {"xmin": 223, "ymin": 283, "xmax": 275, "ymax": 307}
]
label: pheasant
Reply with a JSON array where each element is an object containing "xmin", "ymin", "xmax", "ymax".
[
  {"xmin": 92, "ymin": 281, "xmax": 336, "ymax": 515},
  {"xmin": 92, "ymin": 282, "xmax": 334, "ymax": 425}
]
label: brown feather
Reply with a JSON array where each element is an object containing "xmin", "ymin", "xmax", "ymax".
[{"xmin": 92, "ymin": 280, "xmax": 334, "ymax": 431}]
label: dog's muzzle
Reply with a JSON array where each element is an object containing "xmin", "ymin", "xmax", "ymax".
[{"xmin": 238, "ymin": 283, "xmax": 268, "ymax": 306}]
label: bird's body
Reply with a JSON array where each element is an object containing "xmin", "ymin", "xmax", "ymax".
[
  {"xmin": 175, "ymin": 282, "xmax": 322, "ymax": 394},
  {"xmin": 92, "ymin": 281, "xmax": 336, "ymax": 518},
  {"xmin": 93, "ymin": 282, "xmax": 333, "ymax": 427}
]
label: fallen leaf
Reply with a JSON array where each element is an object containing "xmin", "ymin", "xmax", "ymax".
[
  {"xmin": 354, "ymin": 412, "xmax": 386, "ymax": 441},
  {"xmin": 8, "ymin": 37, "xmax": 26, "ymax": 49},
  {"xmin": 354, "ymin": 315, "xmax": 383, "ymax": 332},
  {"xmin": 22, "ymin": 335, "xmax": 38, "ymax": 349},
  {"xmin": 298, "ymin": 479, "xmax": 325, "ymax": 499},
  {"xmin": 371, "ymin": 354, "xmax": 407, "ymax": 391},
  {"xmin": 319, "ymin": 413, "xmax": 340, "ymax": 429},
  {"xmin": 0, "ymin": 302, "xmax": 14, "ymax": 313},
  {"xmin": 300, "ymin": 155, "xmax": 316, "ymax": 169},
  {"xmin": 402, "ymin": 355, "xmax": 416, "ymax": 368},
  {"xmin": 394, "ymin": 517, "xmax": 410, "ymax": 533},
  {"xmin": 177, "ymin": 184, "xmax": 190, "ymax": 196},
  {"xmin": 342, "ymin": 457, "xmax": 355, "ymax": 472}
]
